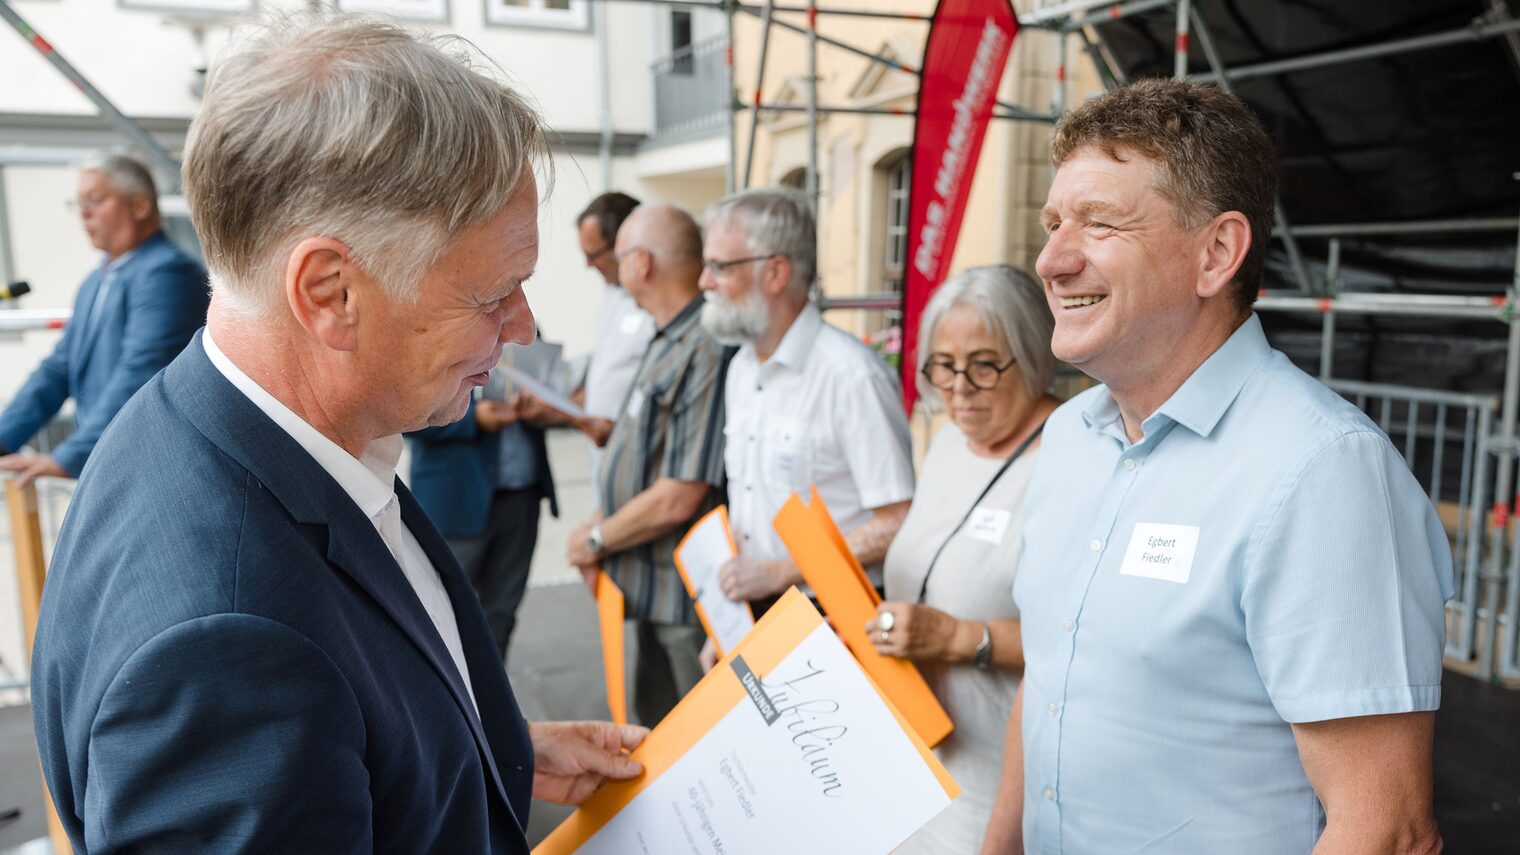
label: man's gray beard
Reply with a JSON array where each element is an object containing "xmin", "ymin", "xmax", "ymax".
[{"xmin": 700, "ymin": 289, "xmax": 769, "ymax": 346}]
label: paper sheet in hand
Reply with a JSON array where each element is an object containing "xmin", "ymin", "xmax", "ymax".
[
  {"xmin": 500, "ymin": 364, "xmax": 587, "ymax": 420},
  {"xmin": 534, "ymin": 588, "xmax": 958, "ymax": 855},
  {"xmin": 674, "ymin": 507, "xmax": 755, "ymax": 656}
]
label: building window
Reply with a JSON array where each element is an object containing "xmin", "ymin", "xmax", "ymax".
[
  {"xmin": 335, "ymin": 0, "xmax": 446, "ymax": 21},
  {"xmin": 486, "ymin": 0, "xmax": 588, "ymax": 30},
  {"xmin": 860, "ymin": 151, "xmax": 911, "ymax": 351},
  {"xmin": 671, "ymin": 10, "xmax": 694, "ymax": 74},
  {"xmin": 780, "ymin": 167, "xmax": 807, "ymax": 189},
  {"xmin": 883, "ymin": 154, "xmax": 910, "ymax": 302}
]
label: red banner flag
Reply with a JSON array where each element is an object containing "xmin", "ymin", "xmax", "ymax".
[{"xmin": 900, "ymin": 0, "xmax": 1018, "ymax": 413}]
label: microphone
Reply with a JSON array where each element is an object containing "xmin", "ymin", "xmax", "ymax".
[{"xmin": 0, "ymin": 281, "xmax": 30, "ymax": 300}]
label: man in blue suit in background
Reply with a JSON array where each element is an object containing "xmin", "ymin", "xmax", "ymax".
[
  {"xmin": 0, "ymin": 153, "xmax": 207, "ymax": 486},
  {"xmin": 31, "ymin": 15, "xmax": 643, "ymax": 853}
]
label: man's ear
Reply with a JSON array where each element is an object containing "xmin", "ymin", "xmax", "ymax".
[
  {"xmin": 1197, "ymin": 211, "xmax": 1251, "ymax": 300},
  {"xmin": 761, "ymin": 255, "xmax": 793, "ymax": 299},
  {"xmin": 284, "ymin": 237, "xmax": 362, "ymax": 352},
  {"xmin": 127, "ymin": 193, "xmax": 155, "ymax": 223}
]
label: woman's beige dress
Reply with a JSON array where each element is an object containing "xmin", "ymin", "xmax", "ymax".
[{"xmin": 884, "ymin": 421, "xmax": 1035, "ymax": 854}]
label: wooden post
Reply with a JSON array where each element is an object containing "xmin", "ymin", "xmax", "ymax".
[{"xmin": 7, "ymin": 478, "xmax": 72, "ymax": 854}]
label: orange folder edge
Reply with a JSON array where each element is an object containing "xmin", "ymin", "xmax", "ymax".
[
  {"xmin": 774, "ymin": 492, "xmax": 954, "ymax": 749},
  {"xmin": 594, "ymin": 571, "xmax": 627, "ymax": 727},
  {"xmin": 806, "ymin": 485, "xmax": 881, "ymax": 604},
  {"xmin": 533, "ymin": 588, "xmax": 956, "ymax": 854},
  {"xmin": 671, "ymin": 505, "xmax": 755, "ymax": 658}
]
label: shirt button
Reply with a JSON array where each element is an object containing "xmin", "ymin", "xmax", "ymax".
[
  {"xmin": 1123, "ymin": 458, "xmax": 1136, "ymax": 471},
  {"xmin": 1046, "ymin": 703, "xmax": 1059, "ymax": 716},
  {"xmin": 743, "ymin": 534, "xmax": 751, "ymax": 540},
  {"xmin": 1043, "ymin": 787, "xmax": 1055, "ymax": 801},
  {"xmin": 755, "ymin": 384, "xmax": 763, "ymax": 391},
  {"xmin": 745, "ymin": 485, "xmax": 752, "ymax": 491},
  {"xmin": 1089, "ymin": 539, "xmax": 1101, "ymax": 552},
  {"xmin": 1061, "ymin": 619, "xmax": 1075, "ymax": 632}
]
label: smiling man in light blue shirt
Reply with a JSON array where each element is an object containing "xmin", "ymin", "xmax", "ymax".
[{"xmin": 981, "ymin": 80, "xmax": 1453, "ymax": 855}]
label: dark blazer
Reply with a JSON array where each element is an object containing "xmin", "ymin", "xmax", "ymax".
[
  {"xmin": 409, "ymin": 400, "xmax": 558, "ymax": 539},
  {"xmin": 31, "ymin": 332, "xmax": 535, "ymax": 853},
  {"xmin": 0, "ymin": 230, "xmax": 207, "ymax": 474}
]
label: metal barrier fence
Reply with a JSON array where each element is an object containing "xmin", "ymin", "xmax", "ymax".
[{"xmin": 651, "ymin": 35, "xmax": 731, "ymax": 139}]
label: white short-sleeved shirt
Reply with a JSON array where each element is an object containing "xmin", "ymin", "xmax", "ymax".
[
  {"xmin": 584, "ymin": 284, "xmax": 654, "ymax": 497},
  {"xmin": 724, "ymin": 304, "xmax": 914, "ymax": 576},
  {"xmin": 1015, "ymin": 314, "xmax": 1453, "ymax": 854}
]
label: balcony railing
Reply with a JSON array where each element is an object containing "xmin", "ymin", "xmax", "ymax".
[{"xmin": 651, "ymin": 35, "xmax": 731, "ymax": 140}]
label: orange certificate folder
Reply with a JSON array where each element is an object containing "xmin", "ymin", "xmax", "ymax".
[
  {"xmin": 772, "ymin": 488, "xmax": 954, "ymax": 748},
  {"xmin": 594, "ymin": 571, "xmax": 627, "ymax": 726},
  {"xmin": 672, "ymin": 505, "xmax": 756, "ymax": 657},
  {"xmin": 534, "ymin": 588, "xmax": 959, "ymax": 855}
]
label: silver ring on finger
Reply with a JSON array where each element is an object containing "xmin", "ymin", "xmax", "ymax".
[
  {"xmin": 880, "ymin": 627, "xmax": 891, "ymax": 644},
  {"xmin": 878, "ymin": 611, "xmax": 896, "ymax": 633}
]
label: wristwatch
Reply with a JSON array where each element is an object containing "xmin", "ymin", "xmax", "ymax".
[
  {"xmin": 587, "ymin": 524, "xmax": 605, "ymax": 556},
  {"xmin": 973, "ymin": 622, "xmax": 993, "ymax": 670}
]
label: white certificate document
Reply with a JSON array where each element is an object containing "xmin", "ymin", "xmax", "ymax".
[
  {"xmin": 674, "ymin": 507, "xmax": 755, "ymax": 655},
  {"xmin": 535, "ymin": 590, "xmax": 958, "ymax": 855},
  {"xmin": 500, "ymin": 363, "xmax": 588, "ymax": 420}
]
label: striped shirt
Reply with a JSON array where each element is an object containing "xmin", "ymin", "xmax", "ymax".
[{"xmin": 599, "ymin": 295, "xmax": 734, "ymax": 624}]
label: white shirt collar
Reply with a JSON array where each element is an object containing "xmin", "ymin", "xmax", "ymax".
[
  {"xmin": 202, "ymin": 328, "xmax": 402, "ymax": 520},
  {"xmin": 745, "ymin": 301, "xmax": 823, "ymax": 371}
]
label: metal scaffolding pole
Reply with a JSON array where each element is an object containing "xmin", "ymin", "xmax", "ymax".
[
  {"xmin": 741, "ymin": 0, "xmax": 777, "ymax": 189},
  {"xmin": 0, "ymin": 0, "xmax": 181, "ymax": 188},
  {"xmin": 805, "ymin": 0, "xmax": 819, "ymax": 210},
  {"xmin": 725, "ymin": 0, "xmax": 739, "ymax": 192},
  {"xmin": 1188, "ymin": 4, "xmax": 1314, "ymax": 292},
  {"xmin": 1173, "ymin": 0, "xmax": 1191, "ymax": 79},
  {"xmin": 1192, "ymin": 15, "xmax": 1520, "ymax": 84},
  {"xmin": 1486, "ymin": 221, "xmax": 1520, "ymax": 679},
  {"xmin": 1254, "ymin": 293, "xmax": 1511, "ymax": 322},
  {"xmin": 1076, "ymin": 24, "xmax": 1127, "ymax": 88},
  {"xmin": 1053, "ymin": 27, "xmax": 1068, "ymax": 115},
  {"xmin": 1277, "ymin": 216, "xmax": 1520, "ymax": 238},
  {"xmin": 1060, "ymin": 0, "xmax": 1174, "ymax": 32}
]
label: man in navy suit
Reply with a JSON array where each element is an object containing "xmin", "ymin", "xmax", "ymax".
[
  {"xmin": 31, "ymin": 15, "xmax": 644, "ymax": 853},
  {"xmin": 0, "ymin": 153, "xmax": 207, "ymax": 486}
]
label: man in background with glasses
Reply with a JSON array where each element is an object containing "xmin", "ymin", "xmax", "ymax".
[
  {"xmin": 0, "ymin": 153, "xmax": 206, "ymax": 486},
  {"xmin": 698, "ymin": 187, "xmax": 914, "ymax": 618}
]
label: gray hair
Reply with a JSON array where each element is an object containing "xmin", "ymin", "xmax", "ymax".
[
  {"xmin": 80, "ymin": 153, "xmax": 158, "ymax": 212},
  {"xmin": 182, "ymin": 14, "xmax": 548, "ymax": 318},
  {"xmin": 704, "ymin": 187, "xmax": 816, "ymax": 299},
  {"xmin": 916, "ymin": 265, "xmax": 1055, "ymax": 409}
]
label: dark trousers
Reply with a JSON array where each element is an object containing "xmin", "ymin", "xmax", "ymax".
[
  {"xmin": 630, "ymin": 621, "xmax": 706, "ymax": 727},
  {"xmin": 446, "ymin": 488, "xmax": 542, "ymax": 663}
]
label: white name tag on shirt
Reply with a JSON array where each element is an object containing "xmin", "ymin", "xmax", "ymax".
[
  {"xmin": 965, "ymin": 507, "xmax": 1012, "ymax": 545},
  {"xmin": 1119, "ymin": 523, "xmax": 1199, "ymax": 584},
  {"xmin": 625, "ymin": 387, "xmax": 646, "ymax": 419},
  {"xmin": 619, "ymin": 314, "xmax": 644, "ymax": 335}
]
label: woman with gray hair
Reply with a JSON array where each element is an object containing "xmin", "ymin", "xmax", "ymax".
[{"xmin": 866, "ymin": 264, "xmax": 1060, "ymax": 852}]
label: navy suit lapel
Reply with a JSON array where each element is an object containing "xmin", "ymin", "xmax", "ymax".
[
  {"xmin": 399, "ymin": 484, "xmax": 535, "ymax": 818},
  {"xmin": 161, "ymin": 334, "xmax": 525, "ymax": 825}
]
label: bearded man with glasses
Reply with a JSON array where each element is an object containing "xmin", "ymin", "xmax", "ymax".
[{"xmin": 697, "ymin": 187, "xmax": 915, "ymax": 622}]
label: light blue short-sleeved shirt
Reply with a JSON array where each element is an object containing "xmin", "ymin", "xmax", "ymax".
[{"xmin": 1014, "ymin": 314, "xmax": 1454, "ymax": 854}]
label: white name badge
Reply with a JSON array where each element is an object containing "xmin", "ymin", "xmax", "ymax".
[
  {"xmin": 965, "ymin": 507, "xmax": 1012, "ymax": 545},
  {"xmin": 1118, "ymin": 523, "xmax": 1199, "ymax": 584},
  {"xmin": 618, "ymin": 314, "xmax": 644, "ymax": 335},
  {"xmin": 625, "ymin": 387, "xmax": 646, "ymax": 419}
]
